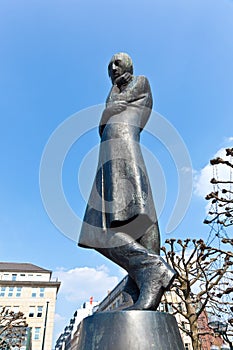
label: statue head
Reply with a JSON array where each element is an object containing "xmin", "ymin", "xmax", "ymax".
[{"xmin": 108, "ymin": 52, "xmax": 133, "ymax": 84}]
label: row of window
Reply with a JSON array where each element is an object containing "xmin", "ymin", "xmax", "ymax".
[
  {"xmin": 32, "ymin": 287, "xmax": 45, "ymax": 298},
  {"xmin": 29, "ymin": 305, "xmax": 43, "ymax": 318},
  {"xmin": 0, "ymin": 287, "xmax": 22, "ymax": 297},
  {"xmin": 0, "ymin": 305, "xmax": 20, "ymax": 314},
  {"xmin": 1, "ymin": 273, "xmax": 43, "ymax": 281},
  {"xmin": 0, "ymin": 305, "xmax": 43, "ymax": 318},
  {"xmin": 0, "ymin": 287, "xmax": 45, "ymax": 298},
  {"xmin": 158, "ymin": 302, "xmax": 183, "ymax": 313}
]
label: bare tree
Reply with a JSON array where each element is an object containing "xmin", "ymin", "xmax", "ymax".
[
  {"xmin": 204, "ymin": 147, "xmax": 233, "ymax": 228},
  {"xmin": 0, "ymin": 307, "xmax": 28, "ymax": 349},
  {"xmin": 161, "ymin": 238, "xmax": 233, "ymax": 350}
]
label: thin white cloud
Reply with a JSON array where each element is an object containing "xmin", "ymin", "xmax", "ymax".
[
  {"xmin": 53, "ymin": 265, "xmax": 119, "ymax": 303},
  {"xmin": 181, "ymin": 166, "xmax": 193, "ymax": 174},
  {"xmin": 54, "ymin": 313, "xmax": 66, "ymax": 323},
  {"xmin": 224, "ymin": 136, "xmax": 233, "ymax": 143}
]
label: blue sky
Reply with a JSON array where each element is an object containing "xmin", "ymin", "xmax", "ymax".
[{"xmin": 1, "ymin": 0, "xmax": 233, "ymax": 344}]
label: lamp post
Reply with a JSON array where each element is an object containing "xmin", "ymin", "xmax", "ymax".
[
  {"xmin": 208, "ymin": 317, "xmax": 232, "ymax": 350},
  {"xmin": 41, "ymin": 301, "xmax": 49, "ymax": 350}
]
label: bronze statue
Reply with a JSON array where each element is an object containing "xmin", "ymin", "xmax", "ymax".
[{"xmin": 78, "ymin": 53, "xmax": 176, "ymax": 310}]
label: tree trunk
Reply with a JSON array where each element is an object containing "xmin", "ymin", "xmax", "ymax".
[{"xmin": 186, "ymin": 298, "xmax": 201, "ymax": 350}]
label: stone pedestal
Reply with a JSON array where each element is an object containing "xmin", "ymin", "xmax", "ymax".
[{"xmin": 76, "ymin": 311, "xmax": 185, "ymax": 350}]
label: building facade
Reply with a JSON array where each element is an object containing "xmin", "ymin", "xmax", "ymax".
[
  {"xmin": 198, "ymin": 311, "xmax": 224, "ymax": 350},
  {"xmin": 0, "ymin": 262, "xmax": 60, "ymax": 350},
  {"xmin": 55, "ymin": 298, "xmax": 99, "ymax": 350}
]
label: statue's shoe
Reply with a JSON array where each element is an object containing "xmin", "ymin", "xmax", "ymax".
[{"xmin": 125, "ymin": 256, "xmax": 177, "ymax": 311}]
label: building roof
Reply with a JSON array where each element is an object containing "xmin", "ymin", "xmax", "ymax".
[{"xmin": 0, "ymin": 262, "xmax": 51, "ymax": 274}]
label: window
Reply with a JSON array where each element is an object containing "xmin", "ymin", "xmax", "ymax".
[
  {"xmin": 0, "ymin": 287, "xmax": 6, "ymax": 297},
  {"xmin": 34, "ymin": 327, "xmax": 41, "ymax": 340},
  {"xmin": 29, "ymin": 306, "xmax": 35, "ymax": 317},
  {"xmin": 184, "ymin": 343, "xmax": 190, "ymax": 350},
  {"xmin": 13, "ymin": 306, "xmax": 19, "ymax": 314},
  {"xmin": 167, "ymin": 303, "xmax": 173, "ymax": 313},
  {"xmin": 31, "ymin": 288, "xmax": 37, "ymax": 298},
  {"xmin": 3, "ymin": 274, "xmax": 10, "ymax": 280},
  {"xmin": 159, "ymin": 303, "xmax": 165, "ymax": 312},
  {"xmin": 12, "ymin": 274, "xmax": 17, "ymax": 281},
  {"xmin": 37, "ymin": 306, "xmax": 43, "ymax": 317},
  {"xmin": 16, "ymin": 287, "xmax": 22, "ymax": 297},
  {"xmin": 39, "ymin": 288, "xmax": 45, "ymax": 297},
  {"xmin": 8, "ymin": 287, "xmax": 14, "ymax": 297}
]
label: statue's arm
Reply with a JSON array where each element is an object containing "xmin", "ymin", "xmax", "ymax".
[
  {"xmin": 99, "ymin": 84, "xmax": 128, "ymax": 137},
  {"xmin": 131, "ymin": 76, "xmax": 153, "ymax": 109},
  {"xmin": 99, "ymin": 75, "xmax": 153, "ymax": 136},
  {"xmin": 99, "ymin": 102, "xmax": 127, "ymax": 137},
  {"xmin": 99, "ymin": 73, "xmax": 135, "ymax": 136},
  {"xmin": 126, "ymin": 76, "xmax": 153, "ymax": 131}
]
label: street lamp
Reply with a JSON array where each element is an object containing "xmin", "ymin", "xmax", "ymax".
[
  {"xmin": 208, "ymin": 316, "xmax": 233, "ymax": 350},
  {"xmin": 42, "ymin": 301, "xmax": 49, "ymax": 350}
]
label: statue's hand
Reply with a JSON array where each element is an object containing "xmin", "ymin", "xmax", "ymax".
[
  {"xmin": 109, "ymin": 101, "xmax": 127, "ymax": 115},
  {"xmin": 115, "ymin": 72, "xmax": 132, "ymax": 87},
  {"xmin": 99, "ymin": 101, "xmax": 127, "ymax": 137},
  {"xmin": 103, "ymin": 101, "xmax": 127, "ymax": 119}
]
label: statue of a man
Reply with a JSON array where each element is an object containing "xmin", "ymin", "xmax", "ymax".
[{"xmin": 78, "ymin": 53, "xmax": 176, "ymax": 310}]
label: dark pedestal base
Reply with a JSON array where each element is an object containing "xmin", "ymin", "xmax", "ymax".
[{"xmin": 76, "ymin": 311, "xmax": 185, "ymax": 350}]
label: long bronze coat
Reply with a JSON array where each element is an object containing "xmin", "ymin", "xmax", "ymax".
[{"xmin": 78, "ymin": 76, "xmax": 159, "ymax": 249}]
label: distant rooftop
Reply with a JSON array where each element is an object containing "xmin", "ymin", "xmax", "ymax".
[{"xmin": 0, "ymin": 262, "xmax": 51, "ymax": 274}]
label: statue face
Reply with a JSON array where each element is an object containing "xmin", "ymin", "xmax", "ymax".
[
  {"xmin": 108, "ymin": 57, "xmax": 126, "ymax": 83},
  {"xmin": 108, "ymin": 53, "xmax": 133, "ymax": 84}
]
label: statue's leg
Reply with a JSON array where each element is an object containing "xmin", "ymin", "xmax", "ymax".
[
  {"xmin": 138, "ymin": 222, "xmax": 161, "ymax": 255},
  {"xmin": 122, "ymin": 275, "xmax": 139, "ymax": 304},
  {"xmin": 96, "ymin": 232, "xmax": 176, "ymax": 311},
  {"xmin": 122, "ymin": 223, "xmax": 161, "ymax": 304}
]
